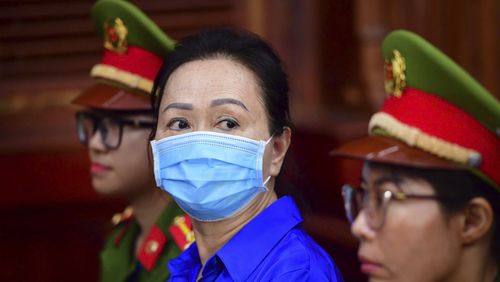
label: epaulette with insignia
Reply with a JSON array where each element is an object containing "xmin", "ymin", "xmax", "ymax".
[
  {"xmin": 111, "ymin": 206, "xmax": 134, "ymax": 226},
  {"xmin": 169, "ymin": 215, "xmax": 195, "ymax": 251},
  {"xmin": 111, "ymin": 206, "xmax": 134, "ymax": 246}
]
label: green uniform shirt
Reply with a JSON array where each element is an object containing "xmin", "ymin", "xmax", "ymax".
[{"xmin": 100, "ymin": 203, "xmax": 189, "ymax": 282}]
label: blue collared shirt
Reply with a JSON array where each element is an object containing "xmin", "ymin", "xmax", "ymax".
[{"xmin": 168, "ymin": 196, "xmax": 344, "ymax": 281}]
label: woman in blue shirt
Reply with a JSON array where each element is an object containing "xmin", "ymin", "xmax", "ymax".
[{"xmin": 149, "ymin": 28, "xmax": 344, "ymax": 281}]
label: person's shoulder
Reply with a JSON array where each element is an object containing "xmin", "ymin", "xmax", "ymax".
[
  {"xmin": 258, "ymin": 226, "xmax": 343, "ymax": 281},
  {"xmin": 281, "ymin": 226, "xmax": 333, "ymax": 263}
]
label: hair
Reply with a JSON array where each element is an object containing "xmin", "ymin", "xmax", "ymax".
[
  {"xmin": 150, "ymin": 27, "xmax": 292, "ymax": 138},
  {"xmin": 366, "ymin": 161, "xmax": 500, "ymax": 262}
]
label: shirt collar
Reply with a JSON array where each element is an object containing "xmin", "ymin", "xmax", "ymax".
[
  {"xmin": 217, "ymin": 196, "xmax": 302, "ymax": 281},
  {"xmin": 167, "ymin": 196, "xmax": 302, "ymax": 281},
  {"xmin": 168, "ymin": 241, "xmax": 201, "ymax": 280}
]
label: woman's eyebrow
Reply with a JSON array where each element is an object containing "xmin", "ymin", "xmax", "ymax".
[
  {"xmin": 162, "ymin": 102, "xmax": 193, "ymax": 112},
  {"xmin": 210, "ymin": 98, "xmax": 248, "ymax": 111}
]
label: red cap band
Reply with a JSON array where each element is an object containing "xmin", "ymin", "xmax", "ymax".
[
  {"xmin": 381, "ymin": 87, "xmax": 500, "ymax": 185},
  {"xmin": 101, "ymin": 46, "xmax": 163, "ymax": 80}
]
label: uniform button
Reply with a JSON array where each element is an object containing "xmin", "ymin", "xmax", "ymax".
[{"xmin": 146, "ymin": 240, "xmax": 159, "ymax": 254}]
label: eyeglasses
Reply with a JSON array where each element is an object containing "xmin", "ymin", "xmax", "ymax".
[
  {"xmin": 342, "ymin": 184, "xmax": 440, "ymax": 230},
  {"xmin": 75, "ymin": 111, "xmax": 156, "ymax": 150}
]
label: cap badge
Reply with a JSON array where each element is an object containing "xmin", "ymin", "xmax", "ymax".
[
  {"xmin": 384, "ymin": 49, "xmax": 407, "ymax": 97},
  {"xmin": 104, "ymin": 17, "xmax": 128, "ymax": 54}
]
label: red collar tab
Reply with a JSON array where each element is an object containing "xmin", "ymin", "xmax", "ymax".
[
  {"xmin": 136, "ymin": 225, "xmax": 167, "ymax": 272},
  {"xmin": 169, "ymin": 215, "xmax": 195, "ymax": 251},
  {"xmin": 380, "ymin": 87, "xmax": 500, "ymax": 185}
]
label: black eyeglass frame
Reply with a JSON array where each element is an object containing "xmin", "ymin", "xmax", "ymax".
[
  {"xmin": 342, "ymin": 184, "xmax": 442, "ymax": 230},
  {"xmin": 75, "ymin": 111, "xmax": 156, "ymax": 150}
]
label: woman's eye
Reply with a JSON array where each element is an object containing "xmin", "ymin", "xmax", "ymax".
[
  {"xmin": 217, "ymin": 118, "xmax": 240, "ymax": 130},
  {"xmin": 167, "ymin": 118, "xmax": 190, "ymax": 131}
]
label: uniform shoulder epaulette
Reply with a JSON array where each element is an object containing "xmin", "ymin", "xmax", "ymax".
[
  {"xmin": 169, "ymin": 215, "xmax": 195, "ymax": 251},
  {"xmin": 111, "ymin": 206, "xmax": 134, "ymax": 246},
  {"xmin": 111, "ymin": 206, "xmax": 134, "ymax": 226}
]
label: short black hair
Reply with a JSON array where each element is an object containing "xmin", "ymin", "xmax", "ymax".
[
  {"xmin": 150, "ymin": 27, "xmax": 291, "ymax": 137},
  {"xmin": 366, "ymin": 161, "xmax": 500, "ymax": 262}
]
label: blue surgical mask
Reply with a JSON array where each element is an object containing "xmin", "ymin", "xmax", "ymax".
[{"xmin": 150, "ymin": 131, "xmax": 272, "ymax": 222}]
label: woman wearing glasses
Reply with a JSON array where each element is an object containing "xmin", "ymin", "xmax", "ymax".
[
  {"xmin": 332, "ymin": 30, "xmax": 499, "ymax": 282},
  {"xmin": 150, "ymin": 28, "xmax": 344, "ymax": 281},
  {"xmin": 72, "ymin": 1, "xmax": 192, "ymax": 281}
]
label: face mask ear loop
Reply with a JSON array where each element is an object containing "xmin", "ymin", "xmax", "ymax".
[
  {"xmin": 263, "ymin": 175, "xmax": 272, "ymax": 191},
  {"xmin": 261, "ymin": 128, "xmax": 284, "ymax": 190},
  {"xmin": 265, "ymin": 135, "xmax": 274, "ymax": 145},
  {"xmin": 265, "ymin": 125, "xmax": 288, "ymax": 144},
  {"xmin": 263, "ymin": 134, "xmax": 274, "ymax": 191}
]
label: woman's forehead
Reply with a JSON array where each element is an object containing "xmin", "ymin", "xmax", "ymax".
[
  {"xmin": 159, "ymin": 58, "xmax": 265, "ymax": 114},
  {"xmin": 165, "ymin": 59, "xmax": 259, "ymax": 96}
]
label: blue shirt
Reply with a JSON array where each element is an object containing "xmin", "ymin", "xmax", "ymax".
[{"xmin": 168, "ymin": 196, "xmax": 344, "ymax": 281}]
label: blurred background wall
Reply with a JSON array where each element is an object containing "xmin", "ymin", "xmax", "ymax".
[{"xmin": 0, "ymin": 0, "xmax": 498, "ymax": 281}]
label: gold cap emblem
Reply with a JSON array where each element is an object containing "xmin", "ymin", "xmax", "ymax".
[
  {"xmin": 104, "ymin": 17, "xmax": 128, "ymax": 54},
  {"xmin": 384, "ymin": 49, "xmax": 406, "ymax": 97}
]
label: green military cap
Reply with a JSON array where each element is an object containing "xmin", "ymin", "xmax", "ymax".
[
  {"xmin": 73, "ymin": 0, "xmax": 175, "ymax": 110},
  {"xmin": 381, "ymin": 30, "xmax": 500, "ymax": 133},
  {"xmin": 332, "ymin": 30, "xmax": 500, "ymax": 190}
]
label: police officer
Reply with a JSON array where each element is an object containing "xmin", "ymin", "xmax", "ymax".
[
  {"xmin": 72, "ymin": 1, "xmax": 193, "ymax": 281},
  {"xmin": 332, "ymin": 30, "xmax": 499, "ymax": 282}
]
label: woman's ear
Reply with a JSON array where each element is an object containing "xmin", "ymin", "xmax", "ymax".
[
  {"xmin": 269, "ymin": 127, "xmax": 291, "ymax": 177},
  {"xmin": 460, "ymin": 197, "xmax": 494, "ymax": 245}
]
